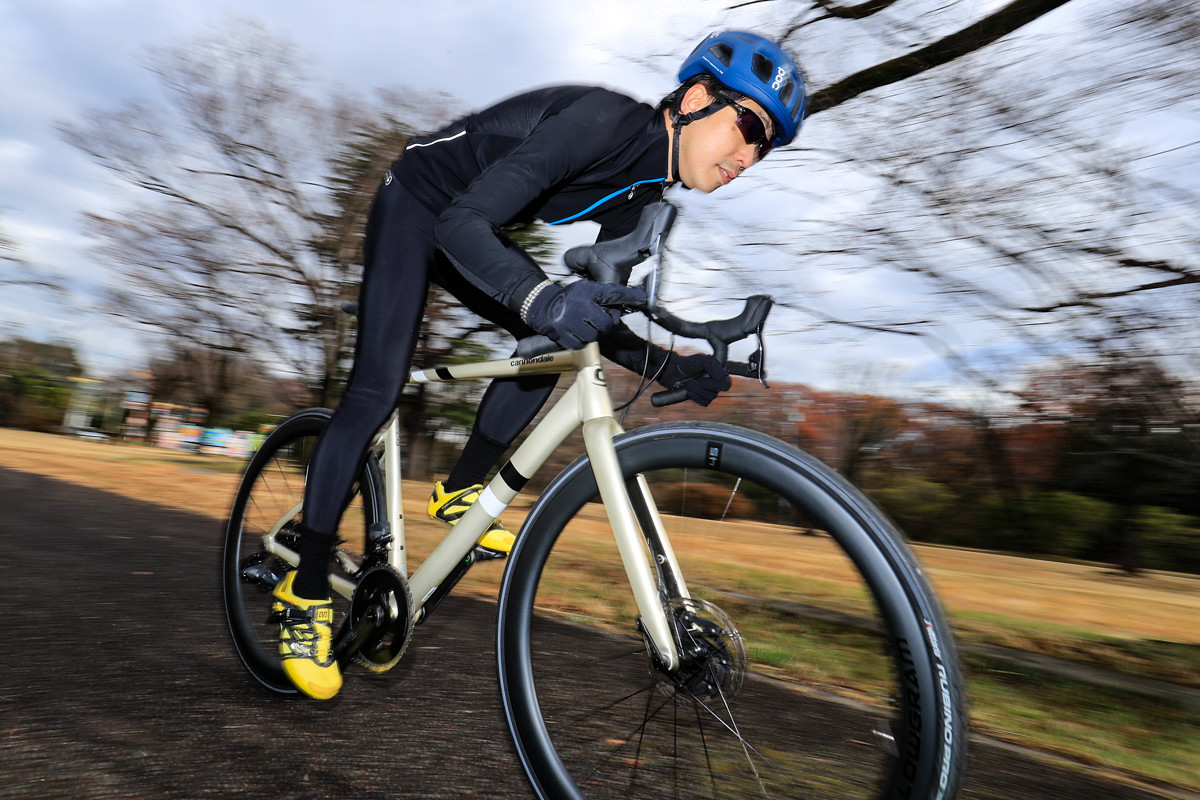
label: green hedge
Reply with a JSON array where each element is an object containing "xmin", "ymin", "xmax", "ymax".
[{"xmin": 869, "ymin": 475, "xmax": 1200, "ymax": 574}]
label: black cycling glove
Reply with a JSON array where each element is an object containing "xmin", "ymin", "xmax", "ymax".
[
  {"xmin": 523, "ymin": 280, "xmax": 647, "ymax": 350},
  {"xmin": 657, "ymin": 352, "xmax": 732, "ymax": 406}
]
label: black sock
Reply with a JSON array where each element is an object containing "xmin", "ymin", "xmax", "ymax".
[
  {"xmin": 292, "ymin": 524, "xmax": 339, "ymax": 600},
  {"xmin": 444, "ymin": 429, "xmax": 507, "ymax": 492}
]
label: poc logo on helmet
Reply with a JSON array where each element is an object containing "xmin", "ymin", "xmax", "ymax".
[{"xmin": 772, "ymin": 67, "xmax": 787, "ymax": 91}]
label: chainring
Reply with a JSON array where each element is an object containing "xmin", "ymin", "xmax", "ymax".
[{"xmin": 347, "ymin": 564, "xmax": 413, "ymax": 674}]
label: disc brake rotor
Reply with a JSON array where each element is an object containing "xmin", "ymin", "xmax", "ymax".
[{"xmin": 654, "ymin": 597, "xmax": 747, "ymax": 704}]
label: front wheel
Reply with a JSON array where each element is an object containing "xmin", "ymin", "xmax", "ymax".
[{"xmin": 498, "ymin": 422, "xmax": 966, "ymax": 800}]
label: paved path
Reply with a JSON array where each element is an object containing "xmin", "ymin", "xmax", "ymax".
[{"xmin": 0, "ymin": 466, "xmax": 1182, "ymax": 799}]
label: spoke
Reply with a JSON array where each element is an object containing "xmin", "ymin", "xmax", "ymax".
[
  {"xmin": 251, "ymin": 455, "xmax": 295, "ymax": 529},
  {"xmin": 684, "ymin": 686, "xmax": 773, "ymax": 792},
  {"xmin": 717, "ymin": 477, "xmax": 742, "ymax": 523},
  {"xmin": 679, "ymin": 468, "xmax": 688, "ymax": 516},
  {"xmin": 572, "ymin": 671, "xmax": 777, "ymax": 800},
  {"xmin": 716, "ymin": 685, "xmax": 769, "ymax": 798},
  {"xmin": 570, "ymin": 681, "xmax": 679, "ymax": 791},
  {"xmin": 564, "ymin": 676, "xmax": 659, "ymax": 726},
  {"xmin": 627, "ymin": 681, "xmax": 656, "ymax": 795},
  {"xmin": 693, "ymin": 702, "xmax": 719, "ymax": 799},
  {"xmin": 671, "ymin": 699, "xmax": 678, "ymax": 798},
  {"xmin": 538, "ymin": 638, "xmax": 659, "ymax": 727}
]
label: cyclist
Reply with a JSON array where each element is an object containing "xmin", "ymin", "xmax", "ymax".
[{"xmin": 272, "ymin": 30, "xmax": 807, "ymax": 699}]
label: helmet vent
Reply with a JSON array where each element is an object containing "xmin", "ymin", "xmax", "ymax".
[
  {"xmin": 751, "ymin": 53, "xmax": 774, "ymax": 83},
  {"xmin": 708, "ymin": 43, "xmax": 734, "ymax": 67},
  {"xmin": 777, "ymin": 75, "xmax": 795, "ymax": 106}
]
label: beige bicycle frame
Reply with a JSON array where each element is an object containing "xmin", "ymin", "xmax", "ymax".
[{"xmin": 265, "ymin": 341, "xmax": 688, "ymax": 671}]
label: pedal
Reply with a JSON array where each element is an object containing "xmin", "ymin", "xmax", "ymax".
[
  {"xmin": 240, "ymin": 554, "xmax": 287, "ymax": 594},
  {"xmin": 472, "ymin": 544, "xmax": 508, "ymax": 563}
]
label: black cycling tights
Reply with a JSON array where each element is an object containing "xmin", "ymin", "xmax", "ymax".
[{"xmin": 300, "ymin": 175, "xmax": 556, "ymax": 539}]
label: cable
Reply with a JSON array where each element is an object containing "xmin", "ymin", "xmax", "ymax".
[{"xmin": 616, "ymin": 326, "xmax": 676, "ymax": 425}]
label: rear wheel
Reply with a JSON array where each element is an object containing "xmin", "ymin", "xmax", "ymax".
[
  {"xmin": 498, "ymin": 422, "xmax": 966, "ymax": 800},
  {"xmin": 221, "ymin": 408, "xmax": 386, "ymax": 693}
]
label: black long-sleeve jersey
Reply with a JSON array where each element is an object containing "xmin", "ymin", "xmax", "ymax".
[{"xmin": 393, "ymin": 85, "xmax": 670, "ymax": 311}]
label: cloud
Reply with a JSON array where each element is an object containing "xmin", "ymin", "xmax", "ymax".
[{"xmin": 0, "ymin": 138, "xmax": 39, "ymax": 173}]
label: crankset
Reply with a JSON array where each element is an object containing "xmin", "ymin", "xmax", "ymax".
[{"xmin": 334, "ymin": 564, "xmax": 413, "ymax": 674}]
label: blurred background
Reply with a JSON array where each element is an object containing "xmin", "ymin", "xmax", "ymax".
[{"xmin": 1, "ymin": 0, "xmax": 1197, "ymax": 794}]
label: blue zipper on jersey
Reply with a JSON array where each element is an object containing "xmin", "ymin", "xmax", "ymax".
[{"xmin": 545, "ymin": 178, "xmax": 666, "ymax": 226}]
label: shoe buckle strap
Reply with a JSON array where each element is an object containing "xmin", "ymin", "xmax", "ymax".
[{"xmin": 271, "ymin": 606, "xmax": 319, "ymax": 626}]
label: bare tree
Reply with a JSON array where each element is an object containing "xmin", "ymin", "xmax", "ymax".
[
  {"xmin": 0, "ymin": 218, "xmax": 62, "ymax": 294},
  {"xmin": 686, "ymin": 0, "xmax": 1197, "ymax": 394},
  {"xmin": 146, "ymin": 343, "xmax": 296, "ymax": 427},
  {"xmin": 60, "ymin": 21, "xmax": 456, "ymax": 407},
  {"xmin": 0, "ymin": 222, "xmax": 25, "ymax": 286}
]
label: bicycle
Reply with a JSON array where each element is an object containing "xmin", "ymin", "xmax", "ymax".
[{"xmin": 222, "ymin": 202, "xmax": 967, "ymax": 800}]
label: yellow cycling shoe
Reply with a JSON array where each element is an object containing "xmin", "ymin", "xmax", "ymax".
[
  {"xmin": 476, "ymin": 526, "xmax": 516, "ymax": 554},
  {"xmin": 428, "ymin": 481, "xmax": 514, "ymax": 555},
  {"xmin": 271, "ymin": 572, "xmax": 342, "ymax": 700}
]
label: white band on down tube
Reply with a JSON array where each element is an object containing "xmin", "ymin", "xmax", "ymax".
[{"xmin": 478, "ymin": 485, "xmax": 509, "ymax": 519}]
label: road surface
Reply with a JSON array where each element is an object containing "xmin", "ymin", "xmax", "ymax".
[{"xmin": 0, "ymin": 465, "xmax": 1180, "ymax": 799}]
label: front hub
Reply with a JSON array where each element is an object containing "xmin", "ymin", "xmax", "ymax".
[{"xmin": 652, "ymin": 597, "xmax": 747, "ymax": 705}]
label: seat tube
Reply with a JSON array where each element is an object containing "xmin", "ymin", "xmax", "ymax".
[{"xmin": 382, "ymin": 410, "xmax": 406, "ymax": 575}]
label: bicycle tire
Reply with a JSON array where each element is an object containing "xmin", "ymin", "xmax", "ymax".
[
  {"xmin": 498, "ymin": 422, "xmax": 966, "ymax": 800},
  {"xmin": 221, "ymin": 407, "xmax": 386, "ymax": 693}
]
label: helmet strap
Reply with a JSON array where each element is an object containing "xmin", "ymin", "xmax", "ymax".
[
  {"xmin": 668, "ymin": 99, "xmax": 727, "ymax": 188},
  {"xmin": 670, "ymin": 117, "xmax": 684, "ymax": 187}
]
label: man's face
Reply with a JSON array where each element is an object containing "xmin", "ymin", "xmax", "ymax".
[{"xmin": 675, "ymin": 85, "xmax": 774, "ymax": 193}]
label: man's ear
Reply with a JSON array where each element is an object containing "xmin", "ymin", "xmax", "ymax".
[{"xmin": 680, "ymin": 82, "xmax": 715, "ymax": 115}]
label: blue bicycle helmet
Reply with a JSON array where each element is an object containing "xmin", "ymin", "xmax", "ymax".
[{"xmin": 678, "ymin": 30, "xmax": 806, "ymax": 148}]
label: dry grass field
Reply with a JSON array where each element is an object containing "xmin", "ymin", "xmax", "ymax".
[{"xmin": 3, "ymin": 428, "xmax": 1196, "ymax": 648}]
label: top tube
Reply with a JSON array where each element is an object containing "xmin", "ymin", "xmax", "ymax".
[{"xmin": 409, "ymin": 345, "xmax": 591, "ymax": 384}]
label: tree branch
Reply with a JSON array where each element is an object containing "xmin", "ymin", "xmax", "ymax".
[
  {"xmin": 807, "ymin": 0, "xmax": 1075, "ymax": 114},
  {"xmin": 813, "ymin": 0, "xmax": 905, "ymax": 20}
]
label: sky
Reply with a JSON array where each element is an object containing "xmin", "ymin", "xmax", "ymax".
[{"xmin": 1, "ymin": 0, "xmax": 1190, "ymax": 405}]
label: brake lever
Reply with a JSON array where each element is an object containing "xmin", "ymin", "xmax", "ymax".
[
  {"xmin": 745, "ymin": 321, "xmax": 769, "ymax": 388},
  {"xmin": 723, "ymin": 323, "xmax": 768, "ymax": 388}
]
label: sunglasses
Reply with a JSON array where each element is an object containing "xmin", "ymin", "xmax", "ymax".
[{"xmin": 719, "ymin": 95, "xmax": 774, "ymax": 160}]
